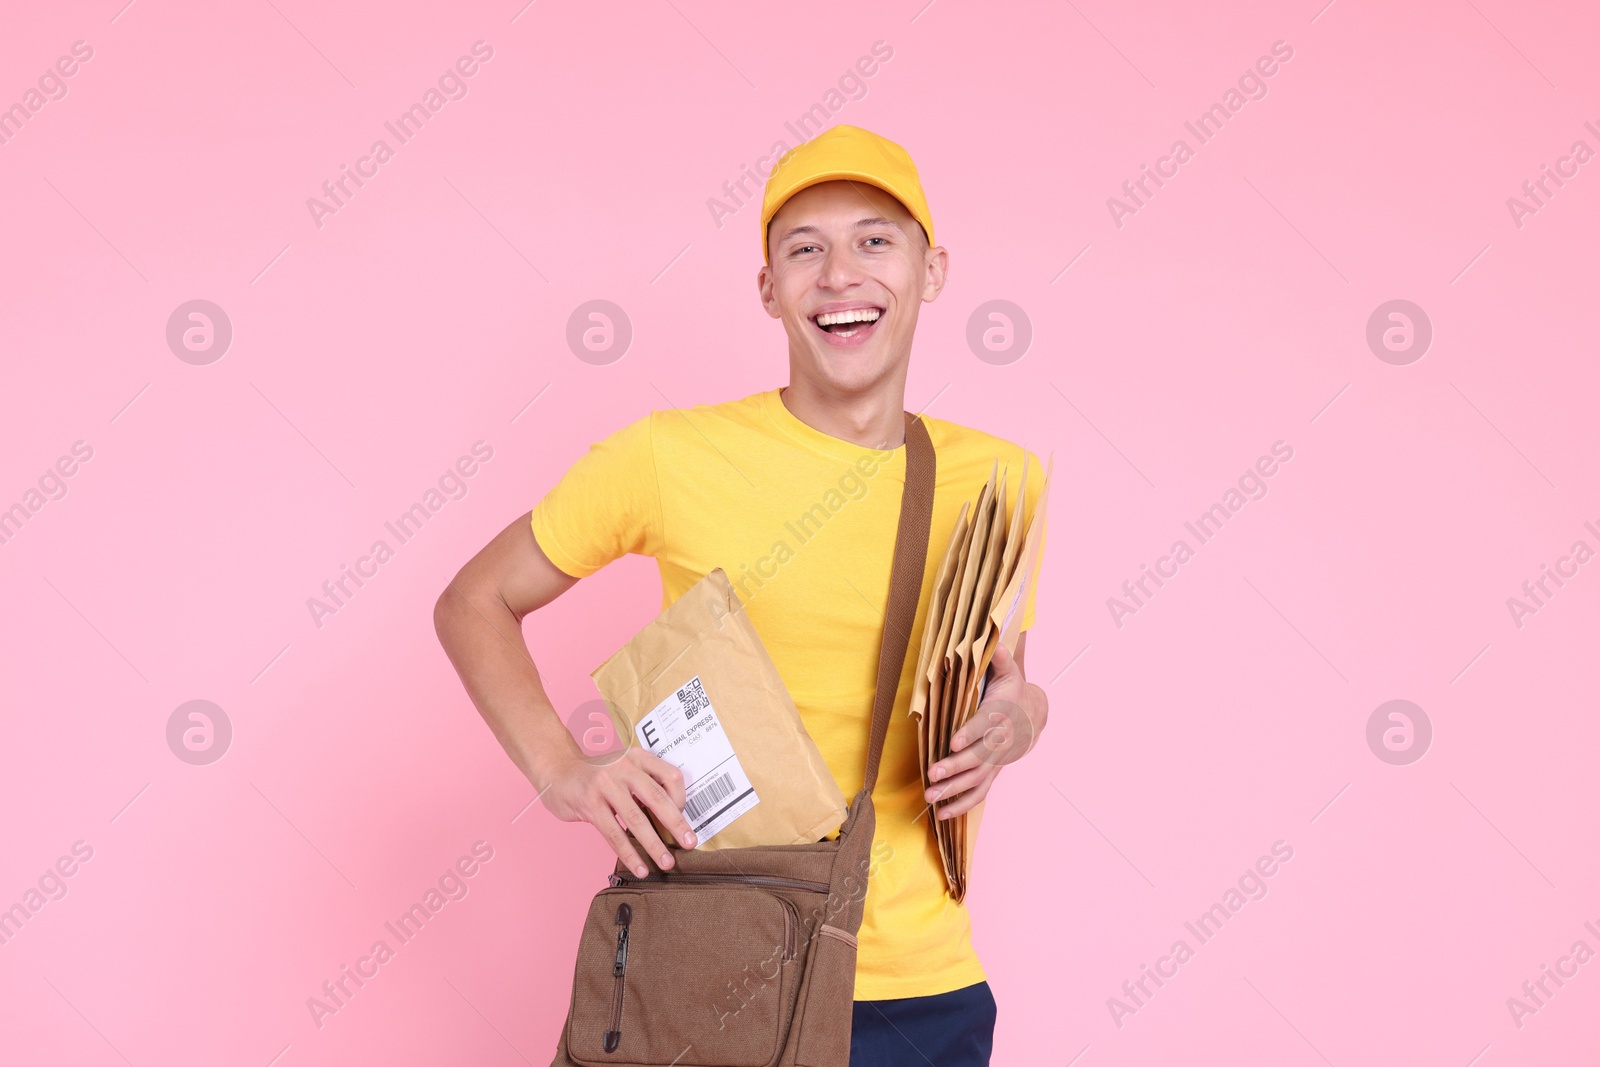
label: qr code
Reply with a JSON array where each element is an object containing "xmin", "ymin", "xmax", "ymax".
[{"xmin": 676, "ymin": 677, "xmax": 710, "ymax": 719}]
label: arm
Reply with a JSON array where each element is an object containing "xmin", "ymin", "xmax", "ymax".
[{"xmin": 433, "ymin": 513, "xmax": 698, "ymax": 876}]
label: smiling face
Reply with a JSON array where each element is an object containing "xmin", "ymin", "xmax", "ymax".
[{"xmin": 758, "ymin": 180, "xmax": 947, "ymax": 397}]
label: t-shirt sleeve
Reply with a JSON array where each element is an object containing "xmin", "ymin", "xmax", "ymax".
[
  {"xmin": 529, "ymin": 412, "xmax": 664, "ymax": 578},
  {"xmin": 1019, "ymin": 448, "xmax": 1047, "ymax": 633}
]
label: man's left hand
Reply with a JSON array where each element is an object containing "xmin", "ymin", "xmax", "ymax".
[{"xmin": 924, "ymin": 640, "xmax": 1047, "ymax": 820}]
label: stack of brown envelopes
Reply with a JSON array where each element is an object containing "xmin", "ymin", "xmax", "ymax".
[{"xmin": 910, "ymin": 454, "xmax": 1051, "ymax": 901}]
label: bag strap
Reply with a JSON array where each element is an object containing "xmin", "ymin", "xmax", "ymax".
[{"xmin": 862, "ymin": 411, "xmax": 936, "ymax": 796}]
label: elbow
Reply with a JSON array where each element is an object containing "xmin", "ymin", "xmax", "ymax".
[
  {"xmin": 432, "ymin": 588, "xmax": 451, "ymax": 645},
  {"xmin": 435, "ymin": 572, "xmax": 514, "ymax": 641},
  {"xmin": 433, "ymin": 579, "xmax": 466, "ymax": 642}
]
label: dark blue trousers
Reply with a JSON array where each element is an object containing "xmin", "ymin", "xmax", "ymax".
[{"xmin": 850, "ymin": 981, "xmax": 996, "ymax": 1066}]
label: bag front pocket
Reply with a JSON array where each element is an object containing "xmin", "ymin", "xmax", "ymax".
[
  {"xmin": 565, "ymin": 884, "xmax": 805, "ymax": 1067},
  {"xmin": 791, "ymin": 925, "xmax": 858, "ymax": 1067}
]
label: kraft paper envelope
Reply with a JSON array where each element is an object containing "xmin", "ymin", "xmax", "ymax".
[
  {"xmin": 953, "ymin": 465, "xmax": 1011, "ymax": 893},
  {"xmin": 959, "ymin": 456, "xmax": 1051, "ymax": 895},
  {"xmin": 924, "ymin": 491, "xmax": 979, "ymax": 735},
  {"xmin": 910, "ymin": 454, "xmax": 1052, "ymax": 899},
  {"xmin": 922, "ymin": 481, "xmax": 983, "ymax": 869},
  {"xmin": 933, "ymin": 466, "xmax": 997, "ymax": 889},
  {"xmin": 956, "ymin": 455, "xmax": 1030, "ymax": 784},
  {"xmin": 941, "ymin": 467, "xmax": 996, "ymax": 754},
  {"xmin": 912, "ymin": 501, "xmax": 970, "ymax": 807},
  {"xmin": 954, "ymin": 467, "xmax": 1010, "ymax": 738},
  {"xmin": 948, "ymin": 465, "xmax": 1013, "ymax": 891},
  {"xmin": 591, "ymin": 568, "xmax": 847, "ymax": 852},
  {"xmin": 952, "ymin": 453, "xmax": 1033, "ymax": 890},
  {"xmin": 989, "ymin": 454, "xmax": 1052, "ymax": 657},
  {"xmin": 986, "ymin": 452, "xmax": 1032, "ymax": 648},
  {"xmin": 912, "ymin": 500, "xmax": 970, "ymax": 720}
]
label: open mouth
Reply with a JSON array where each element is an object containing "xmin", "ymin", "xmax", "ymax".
[{"xmin": 811, "ymin": 306, "xmax": 884, "ymax": 344}]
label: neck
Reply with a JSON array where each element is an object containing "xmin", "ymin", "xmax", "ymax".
[{"xmin": 780, "ymin": 373, "xmax": 908, "ymax": 449}]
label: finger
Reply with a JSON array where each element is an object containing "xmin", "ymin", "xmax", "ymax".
[
  {"xmin": 930, "ymin": 735, "xmax": 991, "ymax": 782},
  {"xmin": 631, "ymin": 763, "xmax": 697, "ymax": 850},
  {"xmin": 936, "ymin": 772, "xmax": 995, "ymax": 819},
  {"xmin": 937, "ymin": 783, "xmax": 992, "ymax": 819},
  {"xmin": 925, "ymin": 764, "xmax": 990, "ymax": 806},
  {"xmin": 607, "ymin": 784, "xmax": 676, "ymax": 871},
  {"xmin": 591, "ymin": 799, "xmax": 650, "ymax": 878},
  {"xmin": 988, "ymin": 642, "xmax": 1026, "ymax": 686},
  {"xmin": 951, "ymin": 708, "xmax": 1009, "ymax": 753},
  {"xmin": 633, "ymin": 749, "xmax": 688, "ymax": 810}
]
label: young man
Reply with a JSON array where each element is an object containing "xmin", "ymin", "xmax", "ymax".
[{"xmin": 434, "ymin": 125, "xmax": 1049, "ymax": 1067}]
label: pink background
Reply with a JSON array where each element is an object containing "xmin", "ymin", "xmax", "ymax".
[{"xmin": 2, "ymin": 0, "xmax": 1597, "ymax": 1063}]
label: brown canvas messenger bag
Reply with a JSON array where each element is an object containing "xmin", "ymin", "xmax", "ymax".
[{"xmin": 549, "ymin": 411, "xmax": 937, "ymax": 1067}]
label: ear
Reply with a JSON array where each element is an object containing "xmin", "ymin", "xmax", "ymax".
[
  {"xmin": 921, "ymin": 244, "xmax": 949, "ymax": 304},
  {"xmin": 757, "ymin": 263, "xmax": 782, "ymax": 318}
]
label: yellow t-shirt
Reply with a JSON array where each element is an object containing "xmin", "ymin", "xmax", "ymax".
[{"xmin": 530, "ymin": 387, "xmax": 1045, "ymax": 1000}]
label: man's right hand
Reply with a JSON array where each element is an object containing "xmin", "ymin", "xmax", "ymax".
[
  {"xmin": 539, "ymin": 747, "xmax": 699, "ymax": 878},
  {"xmin": 433, "ymin": 513, "xmax": 700, "ymax": 879}
]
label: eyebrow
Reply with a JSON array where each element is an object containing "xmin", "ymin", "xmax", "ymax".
[{"xmin": 773, "ymin": 216, "xmax": 905, "ymax": 247}]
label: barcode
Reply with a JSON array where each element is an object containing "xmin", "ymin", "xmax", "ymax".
[
  {"xmin": 684, "ymin": 772, "xmax": 735, "ymax": 822},
  {"xmin": 676, "ymin": 677, "xmax": 710, "ymax": 719}
]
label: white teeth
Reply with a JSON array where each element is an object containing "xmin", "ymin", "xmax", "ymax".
[{"xmin": 815, "ymin": 308, "xmax": 882, "ymax": 327}]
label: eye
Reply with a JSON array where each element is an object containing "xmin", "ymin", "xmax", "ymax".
[
  {"xmin": 790, "ymin": 243, "xmax": 821, "ymax": 256},
  {"xmin": 864, "ymin": 236, "xmax": 890, "ymax": 247}
]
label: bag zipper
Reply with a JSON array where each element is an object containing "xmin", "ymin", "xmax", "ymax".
[
  {"xmin": 605, "ymin": 875, "xmax": 806, "ymax": 960},
  {"xmin": 603, "ymin": 902, "xmax": 631, "ymax": 1053},
  {"xmin": 784, "ymin": 897, "xmax": 796, "ymax": 959},
  {"xmin": 607, "ymin": 871, "xmax": 829, "ymax": 894}
]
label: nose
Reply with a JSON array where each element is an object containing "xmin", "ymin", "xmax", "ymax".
[{"xmin": 817, "ymin": 240, "xmax": 865, "ymax": 292}]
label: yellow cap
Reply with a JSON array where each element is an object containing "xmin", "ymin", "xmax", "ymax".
[{"xmin": 760, "ymin": 125, "xmax": 935, "ymax": 264}]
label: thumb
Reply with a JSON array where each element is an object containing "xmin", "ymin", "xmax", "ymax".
[{"xmin": 989, "ymin": 641, "xmax": 1019, "ymax": 678}]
